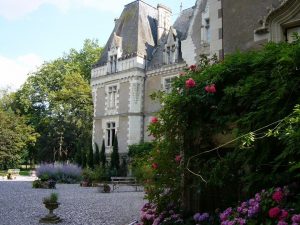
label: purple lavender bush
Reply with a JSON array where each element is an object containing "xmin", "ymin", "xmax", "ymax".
[{"xmin": 36, "ymin": 163, "xmax": 82, "ymax": 183}]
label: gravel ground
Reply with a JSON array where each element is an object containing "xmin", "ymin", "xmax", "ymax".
[{"xmin": 0, "ymin": 181, "xmax": 145, "ymax": 225}]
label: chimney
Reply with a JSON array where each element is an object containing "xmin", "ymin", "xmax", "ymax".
[{"xmin": 157, "ymin": 4, "xmax": 172, "ymax": 43}]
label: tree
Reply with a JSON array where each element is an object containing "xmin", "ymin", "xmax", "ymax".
[
  {"xmin": 11, "ymin": 39, "xmax": 102, "ymax": 163},
  {"xmin": 87, "ymin": 146, "xmax": 94, "ymax": 169},
  {"xmin": 110, "ymin": 136, "xmax": 120, "ymax": 173},
  {"xmin": 94, "ymin": 142, "xmax": 100, "ymax": 166},
  {"xmin": 100, "ymin": 139, "xmax": 106, "ymax": 168},
  {"xmin": 0, "ymin": 92, "xmax": 38, "ymax": 169},
  {"xmin": 81, "ymin": 149, "xmax": 87, "ymax": 168}
]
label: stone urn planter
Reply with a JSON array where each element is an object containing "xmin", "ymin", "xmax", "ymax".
[
  {"xmin": 97, "ymin": 183, "xmax": 111, "ymax": 193},
  {"xmin": 39, "ymin": 193, "xmax": 62, "ymax": 224}
]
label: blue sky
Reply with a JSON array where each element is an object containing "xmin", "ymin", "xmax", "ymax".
[{"xmin": 0, "ymin": 0, "xmax": 195, "ymax": 90}]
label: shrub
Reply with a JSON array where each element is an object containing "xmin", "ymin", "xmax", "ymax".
[
  {"xmin": 36, "ymin": 163, "xmax": 82, "ymax": 183},
  {"xmin": 43, "ymin": 193, "xmax": 58, "ymax": 204}
]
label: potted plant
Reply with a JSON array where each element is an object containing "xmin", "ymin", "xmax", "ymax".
[{"xmin": 39, "ymin": 193, "xmax": 62, "ymax": 224}]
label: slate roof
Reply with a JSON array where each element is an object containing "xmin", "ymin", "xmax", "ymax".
[
  {"xmin": 173, "ymin": 7, "xmax": 194, "ymax": 40},
  {"xmin": 94, "ymin": 0, "xmax": 195, "ymax": 68},
  {"xmin": 147, "ymin": 6, "xmax": 195, "ymax": 68},
  {"xmin": 95, "ymin": 0, "xmax": 157, "ymax": 66}
]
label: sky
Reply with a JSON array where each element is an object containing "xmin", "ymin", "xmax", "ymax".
[{"xmin": 0, "ymin": 0, "xmax": 196, "ymax": 90}]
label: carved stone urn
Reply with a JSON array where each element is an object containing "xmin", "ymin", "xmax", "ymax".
[{"xmin": 39, "ymin": 202, "xmax": 62, "ymax": 224}]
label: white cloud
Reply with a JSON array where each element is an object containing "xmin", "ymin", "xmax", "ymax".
[
  {"xmin": 0, "ymin": 0, "xmax": 129, "ymax": 20},
  {"xmin": 0, "ymin": 53, "xmax": 43, "ymax": 91}
]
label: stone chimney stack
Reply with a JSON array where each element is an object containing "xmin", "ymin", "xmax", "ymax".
[{"xmin": 157, "ymin": 4, "xmax": 172, "ymax": 43}]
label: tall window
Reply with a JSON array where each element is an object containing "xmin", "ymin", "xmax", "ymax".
[
  {"xmin": 167, "ymin": 46, "xmax": 171, "ymax": 64},
  {"xmin": 108, "ymin": 85, "xmax": 117, "ymax": 108},
  {"xmin": 106, "ymin": 122, "xmax": 116, "ymax": 147},
  {"xmin": 110, "ymin": 55, "xmax": 118, "ymax": 73},
  {"xmin": 204, "ymin": 18, "xmax": 210, "ymax": 43}
]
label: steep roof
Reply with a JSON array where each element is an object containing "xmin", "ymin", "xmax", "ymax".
[
  {"xmin": 173, "ymin": 7, "xmax": 194, "ymax": 40},
  {"xmin": 95, "ymin": 0, "xmax": 157, "ymax": 66},
  {"xmin": 147, "ymin": 6, "xmax": 195, "ymax": 68}
]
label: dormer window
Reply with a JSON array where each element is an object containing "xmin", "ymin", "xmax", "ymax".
[{"xmin": 107, "ymin": 32, "xmax": 122, "ymax": 74}]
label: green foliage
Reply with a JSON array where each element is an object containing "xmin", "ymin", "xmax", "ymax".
[
  {"xmin": 0, "ymin": 92, "xmax": 38, "ymax": 169},
  {"xmin": 100, "ymin": 139, "xmax": 106, "ymax": 168},
  {"xmin": 94, "ymin": 142, "xmax": 100, "ymax": 166},
  {"xmin": 146, "ymin": 39, "xmax": 300, "ymax": 213},
  {"xmin": 87, "ymin": 146, "xmax": 94, "ymax": 169},
  {"xmin": 81, "ymin": 149, "xmax": 87, "ymax": 168},
  {"xmin": 10, "ymin": 39, "xmax": 102, "ymax": 163},
  {"xmin": 110, "ymin": 136, "xmax": 120, "ymax": 173},
  {"xmin": 43, "ymin": 193, "xmax": 58, "ymax": 203},
  {"xmin": 128, "ymin": 142, "xmax": 154, "ymax": 182}
]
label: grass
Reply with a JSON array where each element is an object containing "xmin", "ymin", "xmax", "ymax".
[
  {"xmin": 19, "ymin": 171, "xmax": 30, "ymax": 176},
  {"xmin": 0, "ymin": 171, "xmax": 6, "ymax": 176}
]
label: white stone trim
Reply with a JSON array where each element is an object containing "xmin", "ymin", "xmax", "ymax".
[
  {"xmin": 127, "ymin": 115, "xmax": 143, "ymax": 146},
  {"xmin": 101, "ymin": 116, "xmax": 120, "ymax": 153},
  {"xmin": 209, "ymin": 0, "xmax": 223, "ymax": 57},
  {"xmin": 104, "ymin": 83, "xmax": 120, "ymax": 116}
]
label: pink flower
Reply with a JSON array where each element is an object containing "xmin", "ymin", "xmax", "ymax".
[
  {"xmin": 175, "ymin": 155, "xmax": 182, "ymax": 163},
  {"xmin": 189, "ymin": 65, "xmax": 196, "ymax": 71},
  {"xmin": 151, "ymin": 117, "xmax": 158, "ymax": 124},
  {"xmin": 279, "ymin": 210, "xmax": 289, "ymax": 220},
  {"xmin": 205, "ymin": 84, "xmax": 217, "ymax": 93},
  {"xmin": 269, "ymin": 207, "xmax": 281, "ymax": 219},
  {"xmin": 272, "ymin": 190, "xmax": 284, "ymax": 203},
  {"xmin": 292, "ymin": 214, "xmax": 300, "ymax": 223},
  {"xmin": 152, "ymin": 163, "xmax": 158, "ymax": 169},
  {"xmin": 277, "ymin": 221, "xmax": 288, "ymax": 225},
  {"xmin": 186, "ymin": 78, "xmax": 196, "ymax": 88}
]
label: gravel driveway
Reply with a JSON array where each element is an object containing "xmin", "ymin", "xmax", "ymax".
[{"xmin": 0, "ymin": 181, "xmax": 145, "ymax": 225}]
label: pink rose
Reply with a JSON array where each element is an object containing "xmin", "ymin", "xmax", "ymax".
[
  {"xmin": 186, "ymin": 78, "xmax": 196, "ymax": 88},
  {"xmin": 175, "ymin": 155, "xmax": 182, "ymax": 163},
  {"xmin": 272, "ymin": 190, "xmax": 284, "ymax": 203},
  {"xmin": 279, "ymin": 210, "xmax": 289, "ymax": 220},
  {"xmin": 152, "ymin": 163, "xmax": 158, "ymax": 169},
  {"xmin": 189, "ymin": 65, "xmax": 196, "ymax": 71},
  {"xmin": 205, "ymin": 84, "xmax": 217, "ymax": 93},
  {"xmin": 269, "ymin": 207, "xmax": 281, "ymax": 219},
  {"xmin": 151, "ymin": 117, "xmax": 158, "ymax": 124}
]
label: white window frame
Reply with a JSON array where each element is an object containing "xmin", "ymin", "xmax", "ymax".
[
  {"xmin": 107, "ymin": 85, "xmax": 118, "ymax": 109},
  {"xmin": 162, "ymin": 75, "xmax": 178, "ymax": 93},
  {"xmin": 106, "ymin": 122, "xmax": 116, "ymax": 147}
]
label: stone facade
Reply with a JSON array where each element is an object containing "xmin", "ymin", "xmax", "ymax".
[{"xmin": 91, "ymin": 0, "xmax": 300, "ymax": 155}]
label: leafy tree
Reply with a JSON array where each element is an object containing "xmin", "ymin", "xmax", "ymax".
[
  {"xmin": 100, "ymin": 139, "xmax": 106, "ymax": 168},
  {"xmin": 11, "ymin": 39, "xmax": 102, "ymax": 163},
  {"xmin": 110, "ymin": 136, "xmax": 120, "ymax": 173},
  {"xmin": 94, "ymin": 142, "xmax": 100, "ymax": 166},
  {"xmin": 0, "ymin": 92, "xmax": 38, "ymax": 169}
]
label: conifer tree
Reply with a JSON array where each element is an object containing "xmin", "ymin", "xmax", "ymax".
[
  {"xmin": 94, "ymin": 142, "xmax": 100, "ymax": 166},
  {"xmin": 82, "ymin": 149, "xmax": 87, "ymax": 168},
  {"xmin": 87, "ymin": 146, "xmax": 94, "ymax": 169},
  {"xmin": 110, "ymin": 136, "xmax": 120, "ymax": 173},
  {"xmin": 100, "ymin": 139, "xmax": 106, "ymax": 168}
]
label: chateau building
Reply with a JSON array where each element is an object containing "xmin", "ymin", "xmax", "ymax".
[{"xmin": 91, "ymin": 0, "xmax": 300, "ymax": 155}]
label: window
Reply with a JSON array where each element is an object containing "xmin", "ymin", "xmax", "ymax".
[
  {"xmin": 167, "ymin": 46, "xmax": 171, "ymax": 64},
  {"xmin": 286, "ymin": 26, "xmax": 300, "ymax": 43},
  {"xmin": 106, "ymin": 122, "xmax": 116, "ymax": 147},
  {"xmin": 108, "ymin": 85, "xmax": 117, "ymax": 109},
  {"xmin": 204, "ymin": 18, "xmax": 210, "ymax": 43},
  {"xmin": 163, "ymin": 76, "xmax": 177, "ymax": 93},
  {"xmin": 109, "ymin": 55, "xmax": 118, "ymax": 73}
]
